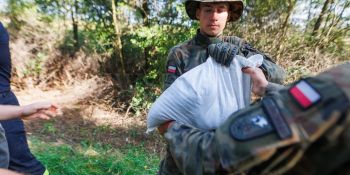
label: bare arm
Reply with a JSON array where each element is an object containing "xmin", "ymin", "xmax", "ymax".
[
  {"xmin": 0, "ymin": 101, "xmax": 59, "ymax": 121},
  {"xmin": 0, "ymin": 169, "xmax": 23, "ymax": 175}
]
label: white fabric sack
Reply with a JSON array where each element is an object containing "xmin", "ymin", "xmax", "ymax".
[{"xmin": 147, "ymin": 54, "xmax": 263, "ymax": 133}]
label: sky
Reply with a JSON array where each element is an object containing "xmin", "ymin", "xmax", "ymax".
[
  {"xmin": 292, "ymin": 1, "xmax": 350, "ymax": 28},
  {"xmin": 0, "ymin": 0, "xmax": 6, "ymax": 12}
]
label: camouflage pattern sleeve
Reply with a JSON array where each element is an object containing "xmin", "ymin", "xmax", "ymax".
[
  {"xmin": 240, "ymin": 42, "xmax": 286, "ymax": 84},
  {"xmin": 164, "ymin": 48, "xmax": 182, "ymax": 90},
  {"xmin": 165, "ymin": 62, "xmax": 350, "ymax": 174},
  {"xmin": 164, "ymin": 123, "xmax": 221, "ymax": 175},
  {"xmin": 265, "ymin": 82, "xmax": 285, "ymax": 94}
]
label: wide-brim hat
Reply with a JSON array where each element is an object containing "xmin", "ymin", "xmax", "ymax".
[{"xmin": 185, "ymin": 0, "xmax": 244, "ymax": 22}]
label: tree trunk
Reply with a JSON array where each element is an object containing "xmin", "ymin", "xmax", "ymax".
[
  {"xmin": 305, "ymin": 0, "xmax": 315, "ymax": 32},
  {"xmin": 141, "ymin": 0, "xmax": 152, "ymax": 73},
  {"xmin": 141, "ymin": 0, "xmax": 150, "ymax": 26},
  {"xmin": 111, "ymin": 0, "xmax": 128, "ymax": 88},
  {"xmin": 71, "ymin": 0, "xmax": 79, "ymax": 50},
  {"xmin": 312, "ymin": 0, "xmax": 334, "ymax": 36},
  {"xmin": 276, "ymin": 0, "xmax": 296, "ymax": 54},
  {"xmin": 281, "ymin": 0, "xmax": 296, "ymax": 36},
  {"xmin": 324, "ymin": 1, "xmax": 350, "ymax": 41}
]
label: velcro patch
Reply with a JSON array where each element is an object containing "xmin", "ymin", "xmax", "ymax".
[
  {"xmin": 167, "ymin": 66, "xmax": 176, "ymax": 74},
  {"xmin": 263, "ymin": 98, "xmax": 292, "ymax": 139},
  {"xmin": 289, "ymin": 80, "xmax": 321, "ymax": 109},
  {"xmin": 230, "ymin": 113, "xmax": 274, "ymax": 141}
]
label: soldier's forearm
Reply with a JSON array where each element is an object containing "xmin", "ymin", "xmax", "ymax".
[{"xmin": 165, "ymin": 123, "xmax": 221, "ymax": 175}]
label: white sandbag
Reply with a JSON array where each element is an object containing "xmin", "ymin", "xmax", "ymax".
[{"xmin": 147, "ymin": 54, "xmax": 263, "ymax": 132}]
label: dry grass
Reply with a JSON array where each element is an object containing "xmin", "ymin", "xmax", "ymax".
[
  {"xmin": 228, "ymin": 24, "xmax": 349, "ymax": 84},
  {"xmin": 17, "ymin": 78, "xmax": 165, "ymax": 155},
  {"xmin": 4, "ymin": 8, "xmax": 167, "ymax": 155}
]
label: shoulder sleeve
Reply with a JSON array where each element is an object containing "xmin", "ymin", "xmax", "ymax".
[
  {"xmin": 223, "ymin": 36, "xmax": 243, "ymax": 47},
  {"xmin": 240, "ymin": 41, "xmax": 286, "ymax": 84},
  {"xmin": 164, "ymin": 48, "xmax": 182, "ymax": 90}
]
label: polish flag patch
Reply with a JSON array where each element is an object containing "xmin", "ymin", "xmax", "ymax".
[
  {"xmin": 167, "ymin": 66, "xmax": 176, "ymax": 74},
  {"xmin": 289, "ymin": 80, "xmax": 321, "ymax": 109}
]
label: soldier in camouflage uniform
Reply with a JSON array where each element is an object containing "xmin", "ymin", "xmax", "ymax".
[
  {"xmin": 164, "ymin": 0, "xmax": 285, "ymax": 90},
  {"xmin": 162, "ymin": 62, "xmax": 350, "ymax": 175},
  {"xmin": 159, "ymin": 0, "xmax": 286, "ymax": 174}
]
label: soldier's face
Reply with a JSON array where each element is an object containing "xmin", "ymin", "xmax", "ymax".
[{"xmin": 196, "ymin": 2, "xmax": 230, "ymax": 37}]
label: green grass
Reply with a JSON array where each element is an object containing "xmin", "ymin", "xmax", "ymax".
[{"xmin": 28, "ymin": 137, "xmax": 160, "ymax": 175}]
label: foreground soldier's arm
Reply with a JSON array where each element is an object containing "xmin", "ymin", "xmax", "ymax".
[{"xmin": 164, "ymin": 62, "xmax": 350, "ymax": 174}]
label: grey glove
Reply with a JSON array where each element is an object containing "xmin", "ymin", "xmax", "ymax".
[{"xmin": 208, "ymin": 42, "xmax": 238, "ymax": 67}]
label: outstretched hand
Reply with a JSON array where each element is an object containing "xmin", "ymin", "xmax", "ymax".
[
  {"xmin": 0, "ymin": 168, "xmax": 23, "ymax": 175},
  {"xmin": 242, "ymin": 67, "xmax": 268, "ymax": 96},
  {"xmin": 21, "ymin": 101, "xmax": 60, "ymax": 120},
  {"xmin": 208, "ymin": 42, "xmax": 238, "ymax": 67}
]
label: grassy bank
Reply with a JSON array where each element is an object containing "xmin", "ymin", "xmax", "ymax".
[{"xmin": 29, "ymin": 136, "xmax": 160, "ymax": 175}]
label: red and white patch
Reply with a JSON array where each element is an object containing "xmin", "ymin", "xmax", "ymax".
[
  {"xmin": 290, "ymin": 80, "xmax": 321, "ymax": 109},
  {"xmin": 167, "ymin": 66, "xmax": 176, "ymax": 74}
]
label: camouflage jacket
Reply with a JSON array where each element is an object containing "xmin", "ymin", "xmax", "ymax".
[
  {"xmin": 164, "ymin": 30, "xmax": 286, "ymax": 89},
  {"xmin": 164, "ymin": 62, "xmax": 350, "ymax": 175},
  {"xmin": 159, "ymin": 30, "xmax": 286, "ymax": 175}
]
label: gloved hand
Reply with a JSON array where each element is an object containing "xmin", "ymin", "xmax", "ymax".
[{"xmin": 208, "ymin": 42, "xmax": 238, "ymax": 67}]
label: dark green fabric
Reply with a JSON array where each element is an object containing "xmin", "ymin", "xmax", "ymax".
[{"xmin": 159, "ymin": 30, "xmax": 286, "ymax": 175}]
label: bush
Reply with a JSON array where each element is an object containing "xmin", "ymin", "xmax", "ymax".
[{"xmin": 127, "ymin": 24, "xmax": 197, "ymax": 115}]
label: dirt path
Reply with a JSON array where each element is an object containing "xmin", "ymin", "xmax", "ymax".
[{"xmin": 15, "ymin": 79, "xmax": 165, "ymax": 154}]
